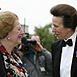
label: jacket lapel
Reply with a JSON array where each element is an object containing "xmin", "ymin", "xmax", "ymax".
[
  {"xmin": 53, "ymin": 40, "xmax": 63, "ymax": 77},
  {"xmin": 71, "ymin": 36, "xmax": 77, "ymax": 77}
]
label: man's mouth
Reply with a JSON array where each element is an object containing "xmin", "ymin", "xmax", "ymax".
[{"xmin": 55, "ymin": 33, "xmax": 59, "ymax": 37}]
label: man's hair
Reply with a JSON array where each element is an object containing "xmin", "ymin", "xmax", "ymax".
[{"xmin": 50, "ymin": 4, "xmax": 77, "ymax": 31}]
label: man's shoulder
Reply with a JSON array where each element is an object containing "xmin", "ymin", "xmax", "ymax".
[{"xmin": 52, "ymin": 39, "xmax": 63, "ymax": 46}]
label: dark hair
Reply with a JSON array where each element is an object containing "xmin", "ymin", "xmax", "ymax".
[{"xmin": 50, "ymin": 4, "xmax": 77, "ymax": 31}]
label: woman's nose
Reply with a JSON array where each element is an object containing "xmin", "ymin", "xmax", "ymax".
[{"xmin": 21, "ymin": 29, "xmax": 24, "ymax": 34}]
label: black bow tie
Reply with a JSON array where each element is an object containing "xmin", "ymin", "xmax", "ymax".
[{"xmin": 62, "ymin": 39, "xmax": 73, "ymax": 47}]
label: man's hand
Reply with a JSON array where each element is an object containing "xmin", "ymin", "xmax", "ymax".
[{"xmin": 30, "ymin": 41, "xmax": 43, "ymax": 52}]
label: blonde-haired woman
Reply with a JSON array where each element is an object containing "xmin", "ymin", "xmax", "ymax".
[{"xmin": 0, "ymin": 11, "xmax": 28, "ymax": 77}]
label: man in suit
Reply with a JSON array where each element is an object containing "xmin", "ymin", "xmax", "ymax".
[
  {"xmin": 50, "ymin": 4, "xmax": 77, "ymax": 77},
  {"xmin": 19, "ymin": 34, "xmax": 52, "ymax": 77}
]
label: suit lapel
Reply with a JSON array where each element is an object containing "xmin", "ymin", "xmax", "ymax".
[
  {"xmin": 53, "ymin": 40, "xmax": 63, "ymax": 77},
  {"xmin": 71, "ymin": 36, "xmax": 77, "ymax": 77}
]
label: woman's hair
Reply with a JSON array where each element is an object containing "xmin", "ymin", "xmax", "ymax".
[
  {"xmin": 50, "ymin": 4, "xmax": 77, "ymax": 31},
  {"xmin": 0, "ymin": 11, "xmax": 18, "ymax": 39}
]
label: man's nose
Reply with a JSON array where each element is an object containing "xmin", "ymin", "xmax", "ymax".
[{"xmin": 52, "ymin": 26, "xmax": 56, "ymax": 32}]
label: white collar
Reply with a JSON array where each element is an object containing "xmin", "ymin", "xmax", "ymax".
[{"xmin": 64, "ymin": 31, "xmax": 77, "ymax": 43}]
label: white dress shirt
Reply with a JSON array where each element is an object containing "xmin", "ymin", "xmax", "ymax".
[{"xmin": 60, "ymin": 32, "xmax": 77, "ymax": 77}]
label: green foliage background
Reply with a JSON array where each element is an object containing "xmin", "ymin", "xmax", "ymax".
[{"xmin": 34, "ymin": 23, "xmax": 57, "ymax": 52}]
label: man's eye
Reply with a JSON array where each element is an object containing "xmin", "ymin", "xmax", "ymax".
[{"xmin": 53, "ymin": 25, "xmax": 58, "ymax": 28}]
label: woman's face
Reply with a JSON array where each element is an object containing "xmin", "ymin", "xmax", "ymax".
[
  {"xmin": 52, "ymin": 16, "xmax": 72, "ymax": 39},
  {"xmin": 7, "ymin": 20, "xmax": 24, "ymax": 46}
]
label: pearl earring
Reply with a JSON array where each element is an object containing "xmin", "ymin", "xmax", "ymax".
[{"xmin": 7, "ymin": 37, "xmax": 10, "ymax": 40}]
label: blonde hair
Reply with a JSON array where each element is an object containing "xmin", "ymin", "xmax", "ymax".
[{"xmin": 0, "ymin": 11, "xmax": 18, "ymax": 39}]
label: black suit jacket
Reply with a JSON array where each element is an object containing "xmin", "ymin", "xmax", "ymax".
[
  {"xmin": 51, "ymin": 37, "xmax": 77, "ymax": 77},
  {"xmin": 0, "ymin": 50, "xmax": 6, "ymax": 77}
]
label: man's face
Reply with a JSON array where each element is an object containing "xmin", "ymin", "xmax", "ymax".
[
  {"xmin": 52, "ymin": 16, "xmax": 71, "ymax": 39},
  {"xmin": 31, "ymin": 35, "xmax": 40, "ymax": 43}
]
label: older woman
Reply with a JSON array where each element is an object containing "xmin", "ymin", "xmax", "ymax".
[{"xmin": 0, "ymin": 11, "xmax": 28, "ymax": 77}]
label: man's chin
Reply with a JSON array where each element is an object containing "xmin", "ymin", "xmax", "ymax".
[{"xmin": 57, "ymin": 36, "xmax": 62, "ymax": 39}]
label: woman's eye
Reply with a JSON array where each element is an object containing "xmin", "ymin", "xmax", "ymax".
[{"xmin": 18, "ymin": 28, "xmax": 21, "ymax": 31}]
